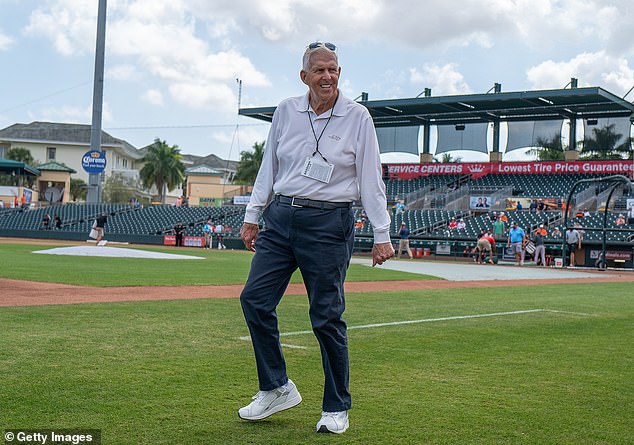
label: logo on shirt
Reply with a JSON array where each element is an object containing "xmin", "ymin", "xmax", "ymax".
[{"xmin": 328, "ymin": 134, "xmax": 341, "ymax": 141}]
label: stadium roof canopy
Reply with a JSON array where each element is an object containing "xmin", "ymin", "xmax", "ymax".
[{"xmin": 239, "ymin": 86, "xmax": 634, "ymax": 128}]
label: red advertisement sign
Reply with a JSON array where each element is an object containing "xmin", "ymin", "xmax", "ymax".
[
  {"xmin": 384, "ymin": 160, "xmax": 634, "ymax": 180},
  {"xmin": 163, "ymin": 235, "xmax": 176, "ymax": 246}
]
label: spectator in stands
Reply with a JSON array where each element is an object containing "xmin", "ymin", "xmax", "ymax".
[
  {"xmin": 237, "ymin": 41, "xmax": 393, "ymax": 434},
  {"xmin": 0, "ymin": 199, "xmax": 4, "ymax": 208},
  {"xmin": 492, "ymin": 215, "xmax": 506, "ymax": 239},
  {"xmin": 214, "ymin": 221, "xmax": 225, "ymax": 249},
  {"xmin": 537, "ymin": 200, "xmax": 546, "ymax": 213},
  {"xmin": 175, "ymin": 196, "xmax": 182, "ymax": 207},
  {"xmin": 476, "ymin": 234, "xmax": 494, "ymax": 264},
  {"xmin": 565, "ymin": 226, "xmax": 582, "ymax": 267},
  {"xmin": 484, "ymin": 230, "xmax": 497, "ymax": 263},
  {"xmin": 532, "ymin": 225, "xmax": 547, "ymax": 266},
  {"xmin": 13, "ymin": 196, "xmax": 19, "ymax": 208},
  {"xmin": 54, "ymin": 214, "xmax": 62, "ymax": 230},
  {"xmin": 95, "ymin": 212, "xmax": 108, "ymax": 245},
  {"xmin": 21, "ymin": 194, "xmax": 27, "ymax": 208},
  {"xmin": 573, "ymin": 220, "xmax": 585, "ymax": 241},
  {"xmin": 202, "ymin": 219, "xmax": 214, "ymax": 249},
  {"xmin": 457, "ymin": 218, "xmax": 466, "ymax": 230},
  {"xmin": 551, "ymin": 226, "xmax": 562, "ymax": 239},
  {"xmin": 41, "ymin": 213, "xmax": 51, "ymax": 230},
  {"xmin": 575, "ymin": 210, "xmax": 585, "ymax": 218},
  {"xmin": 397, "ymin": 222, "xmax": 413, "ymax": 259},
  {"xmin": 395, "ymin": 199, "xmax": 405, "ymax": 215},
  {"xmin": 448, "ymin": 217, "xmax": 458, "ymax": 230},
  {"xmin": 507, "ymin": 221, "xmax": 526, "ymax": 266},
  {"xmin": 174, "ymin": 220, "xmax": 185, "ymax": 247},
  {"xmin": 529, "ymin": 200, "xmax": 538, "ymax": 213},
  {"xmin": 515, "ymin": 201, "xmax": 523, "ymax": 211},
  {"xmin": 615, "ymin": 214, "xmax": 626, "ymax": 225},
  {"xmin": 499, "ymin": 212, "xmax": 508, "ymax": 223}
]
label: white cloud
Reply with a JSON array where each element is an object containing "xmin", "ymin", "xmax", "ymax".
[
  {"xmin": 23, "ymin": 0, "xmax": 270, "ymax": 112},
  {"xmin": 28, "ymin": 102, "xmax": 113, "ymax": 124},
  {"xmin": 527, "ymin": 51, "xmax": 634, "ymax": 96},
  {"xmin": 24, "ymin": 0, "xmax": 96, "ymax": 56},
  {"xmin": 0, "ymin": 30, "xmax": 13, "ymax": 50},
  {"xmin": 107, "ymin": 65, "xmax": 140, "ymax": 81},
  {"xmin": 141, "ymin": 89, "xmax": 164, "ymax": 106},
  {"xmin": 410, "ymin": 64, "xmax": 472, "ymax": 95}
]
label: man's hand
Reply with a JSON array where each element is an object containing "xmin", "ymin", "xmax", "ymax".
[
  {"xmin": 372, "ymin": 242, "xmax": 395, "ymax": 267},
  {"xmin": 240, "ymin": 223, "xmax": 259, "ymax": 252}
]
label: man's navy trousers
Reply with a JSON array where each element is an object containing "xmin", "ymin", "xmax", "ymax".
[{"xmin": 240, "ymin": 198, "xmax": 355, "ymax": 412}]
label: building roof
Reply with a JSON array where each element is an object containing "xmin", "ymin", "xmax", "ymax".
[
  {"xmin": 239, "ymin": 86, "xmax": 634, "ymax": 128},
  {"xmin": 0, "ymin": 158, "xmax": 40, "ymax": 176},
  {"xmin": 0, "ymin": 121, "xmax": 144, "ymax": 160},
  {"xmin": 185, "ymin": 164, "xmax": 224, "ymax": 176},
  {"xmin": 182, "ymin": 153, "xmax": 238, "ymax": 172},
  {"xmin": 37, "ymin": 161, "xmax": 77, "ymax": 173}
]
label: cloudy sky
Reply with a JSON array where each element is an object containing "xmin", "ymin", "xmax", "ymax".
[{"xmin": 1, "ymin": 0, "xmax": 633, "ymax": 162}]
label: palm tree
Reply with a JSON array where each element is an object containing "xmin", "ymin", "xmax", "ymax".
[
  {"xmin": 70, "ymin": 178, "xmax": 87, "ymax": 202},
  {"xmin": 234, "ymin": 141, "xmax": 265, "ymax": 184},
  {"xmin": 5, "ymin": 147, "xmax": 36, "ymax": 166},
  {"xmin": 527, "ymin": 136, "xmax": 565, "ymax": 161},
  {"xmin": 581, "ymin": 124, "xmax": 631, "ymax": 160},
  {"xmin": 433, "ymin": 153, "xmax": 462, "ymax": 163},
  {"xmin": 139, "ymin": 139, "xmax": 185, "ymax": 203}
]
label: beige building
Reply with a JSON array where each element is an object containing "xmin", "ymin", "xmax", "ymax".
[
  {"xmin": 0, "ymin": 122, "xmax": 142, "ymax": 186},
  {"xmin": 185, "ymin": 164, "xmax": 249, "ymax": 207},
  {"xmin": 0, "ymin": 121, "xmax": 241, "ymax": 205},
  {"xmin": 37, "ymin": 161, "xmax": 76, "ymax": 204}
]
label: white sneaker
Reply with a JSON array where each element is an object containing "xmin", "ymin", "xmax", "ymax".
[
  {"xmin": 316, "ymin": 410, "xmax": 349, "ymax": 434},
  {"xmin": 238, "ymin": 379, "xmax": 302, "ymax": 421}
]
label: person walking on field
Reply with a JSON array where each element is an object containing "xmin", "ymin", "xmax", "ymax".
[
  {"xmin": 397, "ymin": 222, "xmax": 413, "ymax": 259},
  {"xmin": 237, "ymin": 41, "xmax": 394, "ymax": 435}
]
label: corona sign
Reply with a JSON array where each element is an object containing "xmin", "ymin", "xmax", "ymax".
[{"xmin": 82, "ymin": 150, "xmax": 107, "ymax": 174}]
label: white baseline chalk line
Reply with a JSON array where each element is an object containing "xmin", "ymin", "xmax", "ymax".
[{"xmin": 237, "ymin": 308, "xmax": 592, "ymax": 345}]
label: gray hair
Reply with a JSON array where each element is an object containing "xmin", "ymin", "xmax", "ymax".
[{"xmin": 302, "ymin": 46, "xmax": 338, "ymax": 71}]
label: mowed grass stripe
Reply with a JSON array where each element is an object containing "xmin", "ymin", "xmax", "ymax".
[
  {"xmin": 0, "ymin": 243, "xmax": 435, "ymax": 286},
  {"xmin": 1, "ymin": 282, "xmax": 632, "ymax": 444}
]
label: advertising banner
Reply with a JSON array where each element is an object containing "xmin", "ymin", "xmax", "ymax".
[
  {"xmin": 82, "ymin": 150, "xmax": 107, "ymax": 174},
  {"xmin": 183, "ymin": 236, "xmax": 204, "ymax": 247},
  {"xmin": 470, "ymin": 196, "xmax": 492, "ymax": 209},
  {"xmin": 384, "ymin": 160, "xmax": 634, "ymax": 180}
]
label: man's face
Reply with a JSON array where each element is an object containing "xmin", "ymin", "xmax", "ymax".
[{"xmin": 300, "ymin": 50, "xmax": 340, "ymax": 106}]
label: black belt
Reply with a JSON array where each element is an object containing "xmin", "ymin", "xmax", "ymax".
[{"xmin": 275, "ymin": 194, "xmax": 352, "ymax": 210}]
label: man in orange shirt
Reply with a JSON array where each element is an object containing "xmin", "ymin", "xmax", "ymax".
[{"xmin": 534, "ymin": 224, "xmax": 547, "ymax": 236}]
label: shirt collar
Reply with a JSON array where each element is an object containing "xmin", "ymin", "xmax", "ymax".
[{"xmin": 298, "ymin": 91, "xmax": 347, "ymax": 117}]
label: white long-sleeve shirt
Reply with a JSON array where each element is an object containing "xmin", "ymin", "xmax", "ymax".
[{"xmin": 245, "ymin": 91, "xmax": 391, "ymax": 244}]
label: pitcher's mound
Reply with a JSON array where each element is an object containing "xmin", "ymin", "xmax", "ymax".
[{"xmin": 33, "ymin": 246, "xmax": 204, "ymax": 260}]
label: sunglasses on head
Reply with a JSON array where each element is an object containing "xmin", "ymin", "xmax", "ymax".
[{"xmin": 307, "ymin": 42, "xmax": 336, "ymax": 51}]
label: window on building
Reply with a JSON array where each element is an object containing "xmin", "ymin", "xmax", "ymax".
[
  {"xmin": 123, "ymin": 158, "xmax": 128, "ymax": 168},
  {"xmin": 0, "ymin": 144, "xmax": 8, "ymax": 158},
  {"xmin": 47, "ymin": 147, "xmax": 56, "ymax": 161}
]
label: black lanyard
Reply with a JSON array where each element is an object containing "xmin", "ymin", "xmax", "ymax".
[{"xmin": 306, "ymin": 95, "xmax": 338, "ymax": 163}]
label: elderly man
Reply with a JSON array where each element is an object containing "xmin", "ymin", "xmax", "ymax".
[{"xmin": 238, "ymin": 42, "xmax": 394, "ymax": 434}]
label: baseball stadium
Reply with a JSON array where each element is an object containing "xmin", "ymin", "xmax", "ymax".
[{"xmin": 2, "ymin": 82, "xmax": 634, "ymax": 444}]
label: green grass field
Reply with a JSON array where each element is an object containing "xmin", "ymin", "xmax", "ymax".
[
  {"xmin": 0, "ymin": 243, "xmax": 432, "ymax": 286},
  {"xmin": 1, "ymin": 243, "xmax": 633, "ymax": 444}
]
